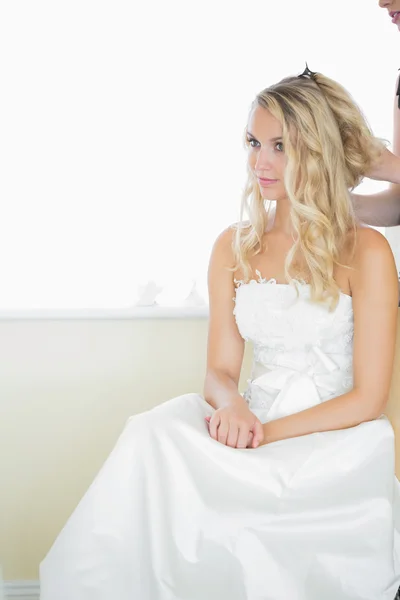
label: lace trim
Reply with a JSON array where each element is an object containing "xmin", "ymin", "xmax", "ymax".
[
  {"xmin": 233, "ymin": 269, "xmax": 353, "ymax": 306},
  {"xmin": 234, "ymin": 269, "xmax": 308, "ymax": 289}
]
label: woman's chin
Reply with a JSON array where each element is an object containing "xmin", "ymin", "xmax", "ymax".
[
  {"xmin": 260, "ymin": 190, "xmax": 286, "ymax": 202},
  {"xmin": 260, "ymin": 189, "xmax": 277, "ymax": 200}
]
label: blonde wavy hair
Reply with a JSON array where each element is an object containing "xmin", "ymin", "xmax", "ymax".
[{"xmin": 232, "ymin": 70, "xmax": 386, "ymax": 309}]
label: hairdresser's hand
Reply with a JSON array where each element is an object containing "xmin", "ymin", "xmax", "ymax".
[
  {"xmin": 205, "ymin": 400, "xmax": 264, "ymax": 449},
  {"xmin": 366, "ymin": 147, "xmax": 400, "ymax": 184}
]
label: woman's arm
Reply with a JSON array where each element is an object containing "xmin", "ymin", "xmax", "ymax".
[
  {"xmin": 203, "ymin": 226, "xmax": 246, "ymax": 410},
  {"xmin": 260, "ymin": 228, "xmax": 399, "ymax": 445},
  {"xmin": 204, "ymin": 226, "xmax": 265, "ymax": 448},
  {"xmin": 351, "ymin": 74, "xmax": 400, "ymax": 227}
]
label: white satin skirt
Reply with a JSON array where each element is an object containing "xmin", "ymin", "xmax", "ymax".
[{"xmin": 40, "ymin": 393, "xmax": 400, "ymax": 600}]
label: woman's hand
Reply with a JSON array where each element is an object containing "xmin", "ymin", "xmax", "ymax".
[{"xmin": 205, "ymin": 400, "xmax": 264, "ymax": 449}]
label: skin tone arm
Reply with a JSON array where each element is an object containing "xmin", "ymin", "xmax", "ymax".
[
  {"xmin": 259, "ymin": 227, "xmax": 398, "ymax": 445},
  {"xmin": 203, "ymin": 227, "xmax": 264, "ymax": 448},
  {"xmin": 352, "ymin": 74, "xmax": 400, "ymax": 226}
]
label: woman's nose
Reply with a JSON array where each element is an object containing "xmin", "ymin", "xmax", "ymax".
[
  {"xmin": 255, "ymin": 148, "xmax": 273, "ymax": 171},
  {"xmin": 378, "ymin": 0, "xmax": 391, "ymax": 8}
]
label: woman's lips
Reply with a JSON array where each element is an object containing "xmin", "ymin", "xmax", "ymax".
[
  {"xmin": 258, "ymin": 177, "xmax": 278, "ymax": 187},
  {"xmin": 392, "ymin": 11, "xmax": 400, "ymax": 23}
]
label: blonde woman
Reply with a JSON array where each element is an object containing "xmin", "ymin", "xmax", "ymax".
[{"xmin": 40, "ymin": 70, "xmax": 400, "ymax": 600}]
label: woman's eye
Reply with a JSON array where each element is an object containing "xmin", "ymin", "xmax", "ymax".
[
  {"xmin": 275, "ymin": 142, "xmax": 284, "ymax": 152},
  {"xmin": 247, "ymin": 137, "xmax": 259, "ymax": 148}
]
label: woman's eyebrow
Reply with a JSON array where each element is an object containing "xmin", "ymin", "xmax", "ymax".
[{"xmin": 246, "ymin": 131, "xmax": 282, "ymax": 141}]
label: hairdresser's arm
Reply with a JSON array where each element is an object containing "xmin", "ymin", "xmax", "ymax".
[
  {"xmin": 364, "ymin": 147, "xmax": 400, "ymax": 184},
  {"xmin": 260, "ymin": 227, "xmax": 398, "ymax": 445},
  {"xmin": 352, "ymin": 184, "xmax": 400, "ymax": 227},
  {"xmin": 351, "ymin": 73, "xmax": 400, "ymax": 227}
]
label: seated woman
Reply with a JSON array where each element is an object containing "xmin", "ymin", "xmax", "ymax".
[{"xmin": 40, "ymin": 68, "xmax": 400, "ymax": 600}]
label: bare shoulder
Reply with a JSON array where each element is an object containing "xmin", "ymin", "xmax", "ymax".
[
  {"xmin": 209, "ymin": 221, "xmax": 250, "ymax": 269},
  {"xmin": 211, "ymin": 224, "xmax": 236, "ymax": 254},
  {"xmin": 208, "ymin": 225, "xmax": 235, "ymax": 276},
  {"xmin": 352, "ymin": 225, "xmax": 394, "ymax": 260},
  {"xmin": 348, "ymin": 225, "xmax": 398, "ymax": 293},
  {"xmin": 207, "ymin": 223, "xmax": 240, "ymax": 288}
]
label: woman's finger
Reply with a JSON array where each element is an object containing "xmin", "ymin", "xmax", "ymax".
[
  {"xmin": 247, "ymin": 430, "xmax": 255, "ymax": 448},
  {"xmin": 226, "ymin": 423, "xmax": 239, "ymax": 448},
  {"xmin": 236, "ymin": 426, "xmax": 250, "ymax": 449},
  {"xmin": 217, "ymin": 420, "xmax": 229, "ymax": 445},
  {"xmin": 208, "ymin": 414, "xmax": 220, "ymax": 440},
  {"xmin": 251, "ymin": 420, "xmax": 264, "ymax": 448}
]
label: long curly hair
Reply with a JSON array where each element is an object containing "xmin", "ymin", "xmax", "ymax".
[{"xmin": 232, "ymin": 71, "xmax": 386, "ymax": 309}]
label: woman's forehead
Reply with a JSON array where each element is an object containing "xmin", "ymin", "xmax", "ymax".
[{"xmin": 247, "ymin": 105, "xmax": 283, "ymax": 139}]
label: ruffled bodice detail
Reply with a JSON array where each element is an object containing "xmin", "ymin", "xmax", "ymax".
[{"xmin": 233, "ymin": 272, "xmax": 354, "ymax": 420}]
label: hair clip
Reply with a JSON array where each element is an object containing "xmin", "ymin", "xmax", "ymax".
[{"xmin": 298, "ymin": 62, "xmax": 317, "ymax": 80}]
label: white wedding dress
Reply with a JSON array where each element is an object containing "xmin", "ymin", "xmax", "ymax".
[{"xmin": 40, "ymin": 272, "xmax": 400, "ymax": 600}]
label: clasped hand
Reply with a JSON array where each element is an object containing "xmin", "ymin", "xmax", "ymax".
[{"xmin": 205, "ymin": 400, "xmax": 264, "ymax": 449}]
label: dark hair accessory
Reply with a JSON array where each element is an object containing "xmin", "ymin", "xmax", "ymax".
[{"xmin": 298, "ymin": 62, "xmax": 317, "ymax": 80}]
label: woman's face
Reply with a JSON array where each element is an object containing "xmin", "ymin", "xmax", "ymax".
[
  {"xmin": 246, "ymin": 105, "xmax": 288, "ymax": 202},
  {"xmin": 378, "ymin": 0, "xmax": 400, "ymax": 28}
]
